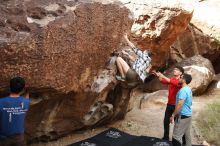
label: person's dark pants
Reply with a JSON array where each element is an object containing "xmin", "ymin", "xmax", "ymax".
[
  {"xmin": 0, "ymin": 134, "xmax": 26, "ymax": 146},
  {"xmin": 163, "ymin": 104, "xmax": 175, "ymax": 140}
]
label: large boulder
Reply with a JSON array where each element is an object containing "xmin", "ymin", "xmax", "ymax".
[
  {"xmin": 0, "ymin": 0, "xmax": 133, "ymax": 142},
  {"xmin": 118, "ymin": 0, "xmax": 193, "ymax": 68},
  {"xmin": 144, "ymin": 55, "xmax": 215, "ymax": 95},
  {"xmin": 170, "ymin": 24, "xmax": 220, "ymax": 72},
  {"xmin": 188, "ymin": 0, "xmax": 220, "ymax": 73},
  {"xmin": 183, "ymin": 56, "xmax": 215, "ymax": 94},
  {"xmin": 191, "ymin": 0, "xmax": 220, "ymax": 40},
  {"xmin": 206, "ymin": 73, "xmax": 220, "ymax": 92},
  {"xmin": 140, "ymin": 90, "xmax": 168, "ymax": 109}
]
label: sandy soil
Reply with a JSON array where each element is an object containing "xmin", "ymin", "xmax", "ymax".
[{"xmin": 30, "ymin": 85, "xmax": 220, "ymax": 146}]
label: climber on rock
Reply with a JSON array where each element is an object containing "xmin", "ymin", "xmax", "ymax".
[{"xmin": 115, "ymin": 33, "xmax": 152, "ymax": 83}]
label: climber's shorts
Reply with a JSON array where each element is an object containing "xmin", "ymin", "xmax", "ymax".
[{"xmin": 126, "ymin": 69, "xmax": 139, "ymax": 82}]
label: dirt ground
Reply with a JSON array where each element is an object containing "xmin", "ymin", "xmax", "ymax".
[{"xmin": 30, "ymin": 83, "xmax": 220, "ymax": 146}]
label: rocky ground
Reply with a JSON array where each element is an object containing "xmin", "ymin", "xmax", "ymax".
[{"xmin": 30, "ymin": 77, "xmax": 220, "ymax": 146}]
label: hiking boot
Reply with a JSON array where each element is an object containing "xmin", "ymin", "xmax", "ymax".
[
  {"xmin": 115, "ymin": 75, "xmax": 126, "ymax": 82},
  {"xmin": 106, "ymin": 56, "xmax": 117, "ymax": 70}
]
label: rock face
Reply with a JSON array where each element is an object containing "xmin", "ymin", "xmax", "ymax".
[
  {"xmin": 0, "ymin": 0, "xmax": 132, "ymax": 142},
  {"xmin": 140, "ymin": 90, "xmax": 168, "ymax": 109},
  {"xmin": 188, "ymin": 0, "xmax": 220, "ymax": 73},
  {"xmin": 144, "ymin": 55, "xmax": 215, "ymax": 95},
  {"xmin": 119, "ymin": 0, "xmax": 193, "ymax": 68},
  {"xmin": 170, "ymin": 24, "xmax": 220, "ymax": 71},
  {"xmin": 182, "ymin": 55, "xmax": 215, "ymax": 94},
  {"xmin": 207, "ymin": 73, "xmax": 220, "ymax": 92},
  {"xmin": 0, "ymin": 0, "xmax": 194, "ymax": 143},
  {"xmin": 191, "ymin": 0, "xmax": 220, "ymax": 40}
]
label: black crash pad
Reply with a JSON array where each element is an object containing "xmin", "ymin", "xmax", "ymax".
[{"xmin": 68, "ymin": 128, "xmax": 203, "ymax": 146}]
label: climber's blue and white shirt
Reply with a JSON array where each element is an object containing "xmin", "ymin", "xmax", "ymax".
[{"xmin": 132, "ymin": 48, "xmax": 151, "ymax": 82}]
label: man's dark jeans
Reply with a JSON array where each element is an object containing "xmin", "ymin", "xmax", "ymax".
[{"xmin": 163, "ymin": 104, "xmax": 175, "ymax": 140}]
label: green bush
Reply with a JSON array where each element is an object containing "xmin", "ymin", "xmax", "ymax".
[{"xmin": 196, "ymin": 101, "xmax": 220, "ymax": 145}]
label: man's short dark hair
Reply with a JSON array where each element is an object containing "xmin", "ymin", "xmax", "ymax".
[
  {"xmin": 182, "ymin": 73, "xmax": 192, "ymax": 84},
  {"xmin": 175, "ymin": 65, "xmax": 184, "ymax": 74},
  {"xmin": 10, "ymin": 77, "xmax": 25, "ymax": 93}
]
